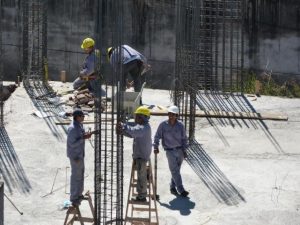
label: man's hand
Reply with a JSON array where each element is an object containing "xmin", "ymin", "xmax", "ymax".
[
  {"xmin": 183, "ymin": 151, "xmax": 188, "ymax": 159},
  {"xmin": 126, "ymin": 80, "xmax": 134, "ymax": 89},
  {"xmin": 154, "ymin": 148, "xmax": 159, "ymax": 154},
  {"xmin": 83, "ymin": 132, "xmax": 92, "ymax": 139}
]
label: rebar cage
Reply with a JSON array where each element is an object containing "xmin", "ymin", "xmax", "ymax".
[{"xmin": 174, "ymin": 0, "xmax": 245, "ymax": 138}]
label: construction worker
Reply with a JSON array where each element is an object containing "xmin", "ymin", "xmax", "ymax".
[
  {"xmin": 117, "ymin": 106, "xmax": 152, "ymax": 202},
  {"xmin": 73, "ymin": 38, "xmax": 104, "ymax": 97},
  {"xmin": 107, "ymin": 45, "xmax": 150, "ymax": 92},
  {"xmin": 67, "ymin": 109, "xmax": 92, "ymax": 206},
  {"xmin": 153, "ymin": 105, "xmax": 189, "ymax": 197}
]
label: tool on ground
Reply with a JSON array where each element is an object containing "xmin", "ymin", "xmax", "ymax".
[
  {"xmin": 41, "ymin": 168, "xmax": 61, "ymax": 198},
  {"xmin": 124, "ymin": 160, "xmax": 158, "ymax": 224},
  {"xmin": 4, "ymin": 193, "xmax": 23, "ymax": 215}
]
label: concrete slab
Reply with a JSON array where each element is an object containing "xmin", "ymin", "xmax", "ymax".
[{"xmin": 2, "ymin": 81, "xmax": 300, "ymax": 225}]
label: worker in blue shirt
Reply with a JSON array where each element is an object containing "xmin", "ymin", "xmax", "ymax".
[
  {"xmin": 117, "ymin": 106, "xmax": 152, "ymax": 202},
  {"xmin": 67, "ymin": 109, "xmax": 92, "ymax": 206},
  {"xmin": 107, "ymin": 45, "xmax": 150, "ymax": 92},
  {"xmin": 153, "ymin": 105, "xmax": 189, "ymax": 197},
  {"xmin": 73, "ymin": 38, "xmax": 104, "ymax": 97}
]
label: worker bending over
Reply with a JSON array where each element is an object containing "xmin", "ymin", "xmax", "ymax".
[{"xmin": 108, "ymin": 45, "xmax": 150, "ymax": 92}]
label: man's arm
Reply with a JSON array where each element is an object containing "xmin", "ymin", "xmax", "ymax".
[
  {"xmin": 153, "ymin": 123, "xmax": 163, "ymax": 153},
  {"xmin": 122, "ymin": 123, "xmax": 148, "ymax": 138},
  {"xmin": 80, "ymin": 54, "xmax": 96, "ymax": 76}
]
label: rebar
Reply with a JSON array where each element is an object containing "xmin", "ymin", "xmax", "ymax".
[
  {"xmin": 94, "ymin": 0, "xmax": 124, "ymax": 224},
  {"xmin": 175, "ymin": 0, "xmax": 244, "ymax": 138},
  {"xmin": 0, "ymin": 0, "xmax": 3, "ymax": 127}
]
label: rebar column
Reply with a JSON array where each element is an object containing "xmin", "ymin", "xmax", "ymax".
[
  {"xmin": 0, "ymin": 0, "xmax": 3, "ymax": 127},
  {"xmin": 0, "ymin": 182, "xmax": 3, "ymax": 225},
  {"xmin": 94, "ymin": 0, "xmax": 124, "ymax": 224}
]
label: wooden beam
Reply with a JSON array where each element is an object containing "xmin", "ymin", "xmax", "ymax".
[{"xmin": 150, "ymin": 110, "xmax": 288, "ymax": 121}]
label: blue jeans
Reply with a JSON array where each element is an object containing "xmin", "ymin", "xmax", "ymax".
[
  {"xmin": 70, "ymin": 159, "xmax": 85, "ymax": 203},
  {"xmin": 165, "ymin": 149, "xmax": 185, "ymax": 193}
]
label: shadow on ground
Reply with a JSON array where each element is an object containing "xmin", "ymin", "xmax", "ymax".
[
  {"xmin": 159, "ymin": 196, "xmax": 195, "ymax": 216},
  {"xmin": 24, "ymin": 77, "xmax": 67, "ymax": 140},
  {"xmin": 186, "ymin": 139, "xmax": 245, "ymax": 205},
  {"xmin": 0, "ymin": 127, "xmax": 31, "ymax": 194},
  {"xmin": 196, "ymin": 91, "xmax": 283, "ymax": 153}
]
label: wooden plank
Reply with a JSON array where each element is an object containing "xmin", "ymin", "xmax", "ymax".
[
  {"xmin": 126, "ymin": 216, "xmax": 150, "ymax": 222},
  {"xmin": 128, "ymin": 200, "xmax": 150, "ymax": 205},
  {"xmin": 150, "ymin": 110, "xmax": 288, "ymax": 121},
  {"xmin": 55, "ymin": 118, "xmax": 113, "ymax": 125},
  {"xmin": 132, "ymin": 207, "xmax": 156, "ymax": 212}
]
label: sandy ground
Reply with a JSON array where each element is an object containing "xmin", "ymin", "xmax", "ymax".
[{"xmin": 1, "ymin": 81, "xmax": 300, "ymax": 225}]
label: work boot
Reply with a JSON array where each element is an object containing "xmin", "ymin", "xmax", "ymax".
[
  {"xmin": 170, "ymin": 187, "xmax": 178, "ymax": 195},
  {"xmin": 71, "ymin": 200, "xmax": 81, "ymax": 207},
  {"xmin": 180, "ymin": 190, "xmax": 189, "ymax": 197}
]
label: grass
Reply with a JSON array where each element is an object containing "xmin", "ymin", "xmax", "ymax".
[{"xmin": 242, "ymin": 71, "xmax": 300, "ymax": 98}]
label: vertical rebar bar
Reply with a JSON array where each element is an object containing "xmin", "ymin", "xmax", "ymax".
[
  {"xmin": 0, "ymin": 0, "xmax": 3, "ymax": 127},
  {"xmin": 94, "ymin": 0, "xmax": 124, "ymax": 224}
]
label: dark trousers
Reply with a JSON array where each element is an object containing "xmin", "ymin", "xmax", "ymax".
[{"xmin": 122, "ymin": 59, "xmax": 144, "ymax": 92}]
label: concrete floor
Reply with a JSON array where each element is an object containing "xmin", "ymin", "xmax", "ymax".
[{"xmin": 1, "ymin": 82, "xmax": 300, "ymax": 225}]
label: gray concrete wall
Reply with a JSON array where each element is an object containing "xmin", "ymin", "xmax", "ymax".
[{"xmin": 1, "ymin": 0, "xmax": 300, "ymax": 88}]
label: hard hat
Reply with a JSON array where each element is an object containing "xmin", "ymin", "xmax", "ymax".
[
  {"xmin": 167, "ymin": 105, "xmax": 179, "ymax": 114},
  {"xmin": 81, "ymin": 38, "xmax": 95, "ymax": 49},
  {"xmin": 72, "ymin": 108, "xmax": 84, "ymax": 117},
  {"xmin": 107, "ymin": 47, "xmax": 113, "ymax": 58},
  {"xmin": 134, "ymin": 106, "xmax": 151, "ymax": 117}
]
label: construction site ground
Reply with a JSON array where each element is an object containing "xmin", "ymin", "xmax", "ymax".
[{"xmin": 2, "ymin": 81, "xmax": 300, "ymax": 225}]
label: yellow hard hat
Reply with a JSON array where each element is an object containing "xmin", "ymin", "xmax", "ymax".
[
  {"xmin": 81, "ymin": 38, "xmax": 95, "ymax": 49},
  {"xmin": 107, "ymin": 47, "xmax": 113, "ymax": 58},
  {"xmin": 134, "ymin": 106, "xmax": 150, "ymax": 117}
]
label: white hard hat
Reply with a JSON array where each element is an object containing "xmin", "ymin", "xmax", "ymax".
[{"xmin": 168, "ymin": 105, "xmax": 179, "ymax": 114}]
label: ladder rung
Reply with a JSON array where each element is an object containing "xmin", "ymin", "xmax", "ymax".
[
  {"xmin": 131, "ymin": 183, "xmax": 150, "ymax": 188},
  {"xmin": 125, "ymin": 216, "xmax": 150, "ymax": 223},
  {"xmin": 132, "ymin": 207, "xmax": 156, "ymax": 212},
  {"xmin": 128, "ymin": 200, "xmax": 150, "ymax": 205},
  {"xmin": 73, "ymin": 217, "xmax": 94, "ymax": 223}
]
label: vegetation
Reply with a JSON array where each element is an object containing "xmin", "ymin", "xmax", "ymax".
[{"xmin": 242, "ymin": 71, "xmax": 300, "ymax": 98}]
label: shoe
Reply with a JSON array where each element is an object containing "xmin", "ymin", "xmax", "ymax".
[
  {"xmin": 71, "ymin": 201, "xmax": 80, "ymax": 207},
  {"xmin": 180, "ymin": 190, "xmax": 189, "ymax": 197},
  {"xmin": 131, "ymin": 196, "xmax": 146, "ymax": 202},
  {"xmin": 170, "ymin": 187, "xmax": 178, "ymax": 195}
]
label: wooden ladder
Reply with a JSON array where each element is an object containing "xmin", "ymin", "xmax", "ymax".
[
  {"xmin": 64, "ymin": 191, "xmax": 95, "ymax": 225},
  {"xmin": 125, "ymin": 160, "xmax": 159, "ymax": 225}
]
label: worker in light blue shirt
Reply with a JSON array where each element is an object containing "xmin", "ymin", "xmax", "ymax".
[
  {"xmin": 117, "ymin": 106, "xmax": 152, "ymax": 202},
  {"xmin": 153, "ymin": 105, "xmax": 189, "ymax": 197},
  {"xmin": 107, "ymin": 45, "xmax": 149, "ymax": 92},
  {"xmin": 67, "ymin": 109, "xmax": 92, "ymax": 206},
  {"xmin": 73, "ymin": 38, "xmax": 104, "ymax": 97}
]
